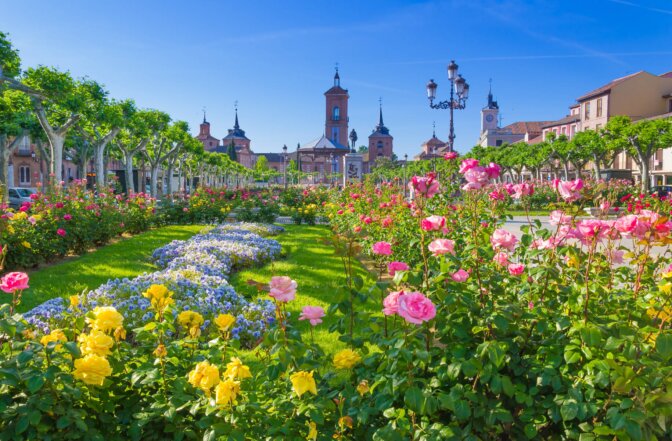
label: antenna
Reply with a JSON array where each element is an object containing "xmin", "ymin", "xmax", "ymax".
[{"xmin": 335, "ymin": 62, "xmax": 339, "ymax": 73}]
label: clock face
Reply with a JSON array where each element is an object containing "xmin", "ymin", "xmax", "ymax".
[{"xmin": 485, "ymin": 114, "xmax": 494, "ymax": 122}]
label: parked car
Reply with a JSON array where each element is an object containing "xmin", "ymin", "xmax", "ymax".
[
  {"xmin": 8, "ymin": 187, "xmax": 37, "ymax": 209},
  {"xmin": 651, "ymin": 185, "xmax": 672, "ymax": 198}
]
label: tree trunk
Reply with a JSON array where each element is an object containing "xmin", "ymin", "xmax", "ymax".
[
  {"xmin": 150, "ymin": 165, "xmax": 159, "ymax": 197},
  {"xmin": 563, "ymin": 161, "xmax": 570, "ymax": 180},
  {"xmin": 51, "ymin": 134, "xmax": 65, "ymax": 184},
  {"xmin": 166, "ymin": 160, "xmax": 174, "ymax": 196},
  {"xmin": 124, "ymin": 151, "xmax": 135, "ymax": 194},
  {"xmin": 592, "ymin": 154, "xmax": 602, "ymax": 180},
  {"xmin": 638, "ymin": 153, "xmax": 650, "ymax": 192},
  {"xmin": 0, "ymin": 135, "xmax": 13, "ymax": 201}
]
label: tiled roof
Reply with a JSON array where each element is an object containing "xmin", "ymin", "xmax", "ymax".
[
  {"xmin": 423, "ymin": 135, "xmax": 446, "ymax": 147},
  {"xmin": 324, "ymin": 85, "xmax": 348, "ymax": 95},
  {"xmin": 541, "ymin": 114, "xmax": 581, "ymax": 129},
  {"xmin": 527, "ymin": 134, "xmax": 544, "ymax": 145},
  {"xmin": 299, "ymin": 135, "xmax": 349, "ymax": 151},
  {"xmin": 660, "ymin": 71, "xmax": 672, "ymax": 78},
  {"xmin": 503, "ymin": 121, "xmax": 554, "ymax": 135},
  {"xmin": 576, "ymin": 71, "xmax": 642, "ymax": 102}
]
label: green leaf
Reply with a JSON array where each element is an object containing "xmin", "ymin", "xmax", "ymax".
[
  {"xmin": 655, "ymin": 333, "xmax": 672, "ymax": 360},
  {"xmin": 26, "ymin": 375, "xmax": 45, "ymax": 394},
  {"xmin": 64, "ymin": 341, "xmax": 81, "ymax": 357},
  {"xmin": 454, "ymin": 400, "xmax": 471, "ymax": 420},
  {"xmin": 404, "ymin": 387, "xmax": 424, "ymax": 414},
  {"xmin": 561, "ymin": 400, "xmax": 579, "ymax": 421},
  {"xmin": 15, "ymin": 415, "xmax": 29, "ymax": 435},
  {"xmin": 524, "ymin": 423, "xmax": 538, "ymax": 439}
]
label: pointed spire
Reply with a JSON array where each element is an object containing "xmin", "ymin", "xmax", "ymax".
[
  {"xmin": 432, "ymin": 121, "xmax": 436, "ymax": 138},
  {"xmin": 233, "ymin": 101, "xmax": 239, "ymax": 129},
  {"xmin": 202, "ymin": 106, "xmax": 207, "ymax": 124},
  {"xmin": 334, "ymin": 63, "xmax": 340, "ymax": 87},
  {"xmin": 378, "ymin": 97, "xmax": 384, "ymax": 127}
]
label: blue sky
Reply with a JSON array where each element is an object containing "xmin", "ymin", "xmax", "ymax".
[{"xmin": 2, "ymin": 0, "xmax": 672, "ymax": 157}]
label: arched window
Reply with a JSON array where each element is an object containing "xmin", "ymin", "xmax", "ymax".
[{"xmin": 332, "ymin": 106, "xmax": 340, "ymax": 121}]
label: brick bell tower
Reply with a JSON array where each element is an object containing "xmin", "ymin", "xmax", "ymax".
[{"xmin": 324, "ymin": 68, "xmax": 349, "ymax": 147}]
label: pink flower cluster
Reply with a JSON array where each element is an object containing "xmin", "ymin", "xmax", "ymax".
[
  {"xmin": 490, "ymin": 229, "xmax": 518, "ymax": 251},
  {"xmin": 383, "ymin": 290, "xmax": 436, "ymax": 325},
  {"xmin": 372, "ymin": 241, "xmax": 392, "ymax": 256},
  {"xmin": 553, "ymin": 178, "xmax": 583, "ymax": 202},
  {"xmin": 460, "ymin": 159, "xmax": 501, "ymax": 191}
]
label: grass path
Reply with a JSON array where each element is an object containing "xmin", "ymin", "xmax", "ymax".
[
  {"xmin": 230, "ymin": 224, "xmax": 376, "ymax": 354},
  {"xmin": 16, "ymin": 225, "xmax": 204, "ymax": 312}
]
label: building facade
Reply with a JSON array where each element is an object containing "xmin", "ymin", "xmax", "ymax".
[{"xmin": 195, "ymin": 109, "xmax": 256, "ymax": 169}]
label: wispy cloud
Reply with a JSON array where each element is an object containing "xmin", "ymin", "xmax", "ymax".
[{"xmin": 607, "ymin": 0, "xmax": 672, "ymax": 16}]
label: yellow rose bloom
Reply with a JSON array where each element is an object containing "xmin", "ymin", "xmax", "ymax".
[
  {"xmin": 13, "ymin": 212, "xmax": 27, "ymax": 221},
  {"xmin": 69, "ymin": 295, "xmax": 80, "ymax": 308},
  {"xmin": 177, "ymin": 311, "xmax": 204, "ymax": 330},
  {"xmin": 79, "ymin": 330, "xmax": 114, "ymax": 357},
  {"xmin": 306, "ymin": 421, "xmax": 318, "ymax": 441},
  {"xmin": 73, "ymin": 354, "xmax": 112, "ymax": 386},
  {"xmin": 153, "ymin": 344, "xmax": 168, "ymax": 358},
  {"xmin": 113, "ymin": 326, "xmax": 126, "ymax": 342},
  {"xmin": 356, "ymin": 380, "xmax": 370, "ymax": 396},
  {"xmin": 214, "ymin": 313, "xmax": 236, "ymax": 333},
  {"xmin": 40, "ymin": 329, "xmax": 67, "ymax": 348},
  {"xmin": 22, "ymin": 241, "xmax": 31, "ymax": 249},
  {"xmin": 223, "ymin": 357, "xmax": 252, "ymax": 380},
  {"xmin": 215, "ymin": 378, "xmax": 240, "ymax": 407},
  {"xmin": 290, "ymin": 371, "xmax": 317, "ymax": 397},
  {"xmin": 143, "ymin": 284, "xmax": 173, "ymax": 311},
  {"xmin": 89, "ymin": 306, "xmax": 124, "ymax": 333},
  {"xmin": 187, "ymin": 360, "xmax": 220, "ymax": 394},
  {"xmin": 333, "ymin": 349, "xmax": 362, "ymax": 370}
]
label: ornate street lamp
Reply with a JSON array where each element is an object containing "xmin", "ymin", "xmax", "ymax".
[
  {"xmin": 282, "ymin": 144, "xmax": 288, "ymax": 190},
  {"xmin": 403, "ymin": 153, "xmax": 408, "ymax": 197},
  {"xmin": 426, "ymin": 60, "xmax": 469, "ymax": 152}
]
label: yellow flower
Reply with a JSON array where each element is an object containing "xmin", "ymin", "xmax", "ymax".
[
  {"xmin": 214, "ymin": 313, "xmax": 236, "ymax": 333},
  {"xmin": 78, "ymin": 330, "xmax": 114, "ymax": 357},
  {"xmin": 333, "ymin": 349, "xmax": 361, "ymax": 370},
  {"xmin": 187, "ymin": 360, "xmax": 220, "ymax": 394},
  {"xmin": 40, "ymin": 329, "xmax": 67, "ymax": 348},
  {"xmin": 22, "ymin": 329, "xmax": 36, "ymax": 340},
  {"xmin": 69, "ymin": 295, "xmax": 80, "ymax": 308},
  {"xmin": 338, "ymin": 416, "xmax": 353, "ymax": 429},
  {"xmin": 290, "ymin": 371, "xmax": 317, "ymax": 397},
  {"xmin": 660, "ymin": 282, "xmax": 672, "ymax": 295},
  {"xmin": 223, "ymin": 357, "xmax": 252, "ymax": 380},
  {"xmin": 177, "ymin": 311, "xmax": 204, "ymax": 331},
  {"xmin": 13, "ymin": 212, "xmax": 27, "ymax": 221},
  {"xmin": 215, "ymin": 378, "xmax": 240, "ymax": 407},
  {"xmin": 21, "ymin": 241, "xmax": 31, "ymax": 249},
  {"xmin": 113, "ymin": 326, "xmax": 126, "ymax": 342},
  {"xmin": 153, "ymin": 344, "xmax": 168, "ymax": 358},
  {"xmin": 306, "ymin": 421, "xmax": 318, "ymax": 440},
  {"xmin": 356, "ymin": 380, "xmax": 370, "ymax": 396},
  {"xmin": 189, "ymin": 325, "xmax": 201, "ymax": 339},
  {"xmin": 73, "ymin": 354, "xmax": 112, "ymax": 386},
  {"xmin": 143, "ymin": 284, "xmax": 173, "ymax": 311},
  {"xmin": 89, "ymin": 306, "xmax": 124, "ymax": 333}
]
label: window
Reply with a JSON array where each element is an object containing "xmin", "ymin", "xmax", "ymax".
[
  {"xmin": 331, "ymin": 127, "xmax": 339, "ymax": 143},
  {"xmin": 18, "ymin": 136, "xmax": 30, "ymax": 155},
  {"xmin": 585, "ymin": 102, "xmax": 591, "ymax": 119},
  {"xmin": 596, "ymin": 98, "xmax": 603, "ymax": 117},
  {"xmin": 19, "ymin": 165, "xmax": 30, "ymax": 185},
  {"xmin": 669, "ymin": 99, "xmax": 672, "ymax": 113},
  {"xmin": 571, "ymin": 125, "xmax": 577, "ymax": 137},
  {"xmin": 495, "ymin": 140, "xmax": 503, "ymax": 147},
  {"xmin": 561, "ymin": 127, "xmax": 567, "ymax": 135},
  {"xmin": 332, "ymin": 106, "xmax": 340, "ymax": 121},
  {"xmin": 377, "ymin": 141, "xmax": 383, "ymax": 150}
]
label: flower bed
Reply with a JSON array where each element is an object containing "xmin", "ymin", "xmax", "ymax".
[{"xmin": 24, "ymin": 223, "xmax": 283, "ymax": 347}]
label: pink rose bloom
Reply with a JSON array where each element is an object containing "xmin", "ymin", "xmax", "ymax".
[
  {"xmin": 614, "ymin": 214, "xmax": 648, "ymax": 239},
  {"xmin": 397, "ymin": 292, "xmax": 436, "ymax": 324},
  {"xmin": 421, "ymin": 215, "xmax": 446, "ymax": 232},
  {"xmin": 462, "ymin": 181, "xmax": 483, "ymax": 191},
  {"xmin": 606, "ymin": 249, "xmax": 624, "ymax": 265},
  {"xmin": 388, "ymin": 261, "xmax": 409, "ymax": 276},
  {"xmin": 28, "ymin": 216, "xmax": 36, "ymax": 225},
  {"xmin": 512, "ymin": 183, "xmax": 533, "ymax": 199},
  {"xmin": 428, "ymin": 239, "xmax": 455, "ymax": 256},
  {"xmin": 508, "ymin": 263, "xmax": 525, "ymax": 276},
  {"xmin": 63, "ymin": 214, "xmax": 72, "ymax": 221},
  {"xmin": 459, "ymin": 158, "xmax": 480, "ymax": 174},
  {"xmin": 298, "ymin": 306, "xmax": 325, "ymax": 326},
  {"xmin": 444, "ymin": 151, "xmax": 458, "ymax": 160},
  {"xmin": 554, "ymin": 178, "xmax": 583, "ymax": 202},
  {"xmin": 410, "ymin": 175, "xmax": 440, "ymax": 198},
  {"xmin": 57, "ymin": 229, "xmax": 67, "ymax": 237},
  {"xmin": 463, "ymin": 166, "xmax": 490, "ymax": 186},
  {"xmin": 490, "ymin": 229, "xmax": 518, "ymax": 251},
  {"xmin": 268, "ymin": 276, "xmax": 297, "ymax": 302},
  {"xmin": 451, "ymin": 269, "xmax": 469, "ymax": 282},
  {"xmin": 383, "ymin": 290, "xmax": 403, "ymax": 315},
  {"xmin": 0, "ymin": 272, "xmax": 29, "ymax": 293},
  {"xmin": 372, "ymin": 241, "xmax": 392, "ymax": 256},
  {"xmin": 363, "ymin": 216, "xmax": 373, "ymax": 224},
  {"xmin": 575, "ymin": 219, "xmax": 610, "ymax": 240},
  {"xmin": 549, "ymin": 210, "xmax": 571, "ymax": 226},
  {"xmin": 353, "ymin": 225, "xmax": 362, "ymax": 233},
  {"xmin": 489, "ymin": 190, "xmax": 506, "ymax": 201},
  {"xmin": 485, "ymin": 162, "xmax": 501, "ymax": 180},
  {"xmin": 493, "ymin": 251, "xmax": 509, "ymax": 266},
  {"xmin": 381, "ymin": 217, "xmax": 393, "ymax": 228}
]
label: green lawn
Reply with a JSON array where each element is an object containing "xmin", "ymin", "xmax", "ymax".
[
  {"xmin": 230, "ymin": 224, "xmax": 376, "ymax": 355},
  {"xmin": 16, "ymin": 225, "xmax": 205, "ymax": 312}
]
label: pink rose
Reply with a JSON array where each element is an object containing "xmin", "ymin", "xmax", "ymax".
[
  {"xmin": 388, "ymin": 261, "xmax": 409, "ymax": 276},
  {"xmin": 459, "ymin": 158, "xmax": 480, "ymax": 174},
  {"xmin": 444, "ymin": 151, "xmax": 458, "ymax": 160},
  {"xmin": 553, "ymin": 178, "xmax": 583, "ymax": 202},
  {"xmin": 512, "ymin": 183, "xmax": 533, "ymax": 199},
  {"xmin": 410, "ymin": 175, "xmax": 440, "ymax": 198},
  {"xmin": 485, "ymin": 162, "xmax": 501, "ymax": 179},
  {"xmin": 606, "ymin": 249, "xmax": 624, "ymax": 265},
  {"xmin": 493, "ymin": 251, "xmax": 509, "ymax": 266},
  {"xmin": 421, "ymin": 215, "xmax": 446, "ymax": 232},
  {"xmin": 549, "ymin": 210, "xmax": 571, "ymax": 226},
  {"xmin": 428, "ymin": 239, "xmax": 455, "ymax": 256},
  {"xmin": 383, "ymin": 290, "xmax": 403, "ymax": 315},
  {"xmin": 268, "ymin": 276, "xmax": 297, "ymax": 302},
  {"xmin": 57, "ymin": 229, "xmax": 67, "ymax": 237},
  {"xmin": 63, "ymin": 214, "xmax": 72, "ymax": 221},
  {"xmin": 507, "ymin": 263, "xmax": 525, "ymax": 276},
  {"xmin": 0, "ymin": 272, "xmax": 29, "ymax": 293},
  {"xmin": 451, "ymin": 269, "xmax": 469, "ymax": 282},
  {"xmin": 463, "ymin": 166, "xmax": 489, "ymax": 187},
  {"xmin": 298, "ymin": 306, "xmax": 325, "ymax": 326},
  {"xmin": 490, "ymin": 229, "xmax": 518, "ymax": 251},
  {"xmin": 397, "ymin": 292, "xmax": 436, "ymax": 324},
  {"xmin": 372, "ymin": 241, "xmax": 392, "ymax": 256}
]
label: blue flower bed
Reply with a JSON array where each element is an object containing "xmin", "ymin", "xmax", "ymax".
[{"xmin": 25, "ymin": 223, "xmax": 283, "ymax": 347}]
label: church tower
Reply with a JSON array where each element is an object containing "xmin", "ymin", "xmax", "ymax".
[
  {"xmin": 368, "ymin": 100, "xmax": 393, "ymax": 160},
  {"xmin": 481, "ymin": 81, "xmax": 499, "ymax": 133},
  {"xmin": 324, "ymin": 68, "xmax": 349, "ymax": 147}
]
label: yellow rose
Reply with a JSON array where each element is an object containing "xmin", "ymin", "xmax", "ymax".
[
  {"xmin": 21, "ymin": 241, "xmax": 31, "ymax": 249},
  {"xmin": 113, "ymin": 326, "xmax": 126, "ymax": 342},
  {"xmin": 356, "ymin": 380, "xmax": 370, "ymax": 396},
  {"xmin": 40, "ymin": 329, "xmax": 67, "ymax": 348},
  {"xmin": 215, "ymin": 378, "xmax": 240, "ymax": 407},
  {"xmin": 290, "ymin": 371, "xmax": 317, "ymax": 397},
  {"xmin": 73, "ymin": 354, "xmax": 112, "ymax": 386},
  {"xmin": 177, "ymin": 311, "xmax": 204, "ymax": 330},
  {"xmin": 214, "ymin": 313, "xmax": 236, "ymax": 334},
  {"xmin": 333, "ymin": 349, "xmax": 361, "ymax": 370},
  {"xmin": 223, "ymin": 357, "xmax": 252, "ymax": 380},
  {"xmin": 153, "ymin": 344, "xmax": 168, "ymax": 358},
  {"xmin": 143, "ymin": 284, "xmax": 173, "ymax": 311},
  {"xmin": 69, "ymin": 295, "xmax": 80, "ymax": 308},
  {"xmin": 79, "ymin": 330, "xmax": 114, "ymax": 357},
  {"xmin": 187, "ymin": 360, "xmax": 220, "ymax": 394},
  {"xmin": 306, "ymin": 421, "xmax": 318, "ymax": 441},
  {"xmin": 660, "ymin": 282, "xmax": 672, "ymax": 295},
  {"xmin": 89, "ymin": 306, "xmax": 124, "ymax": 333},
  {"xmin": 13, "ymin": 212, "xmax": 27, "ymax": 221}
]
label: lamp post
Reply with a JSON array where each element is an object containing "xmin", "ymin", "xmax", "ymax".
[
  {"xmin": 282, "ymin": 144, "xmax": 288, "ymax": 190},
  {"xmin": 403, "ymin": 153, "xmax": 408, "ymax": 197},
  {"xmin": 426, "ymin": 60, "xmax": 470, "ymax": 152},
  {"xmin": 328, "ymin": 153, "xmax": 334, "ymax": 187}
]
